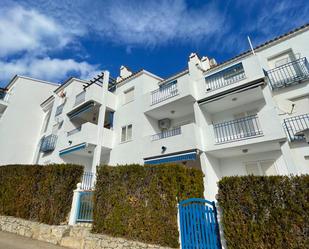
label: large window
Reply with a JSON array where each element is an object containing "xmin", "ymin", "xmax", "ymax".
[
  {"xmin": 123, "ymin": 88, "xmax": 134, "ymax": 105},
  {"xmin": 121, "ymin": 124, "xmax": 132, "ymax": 142},
  {"xmin": 245, "ymin": 160, "xmax": 277, "ymax": 176}
]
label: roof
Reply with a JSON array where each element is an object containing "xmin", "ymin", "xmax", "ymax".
[
  {"xmin": 157, "ymin": 23, "xmax": 309, "ymax": 82},
  {"xmin": 209, "ymin": 23, "xmax": 309, "ymax": 71},
  {"xmin": 159, "ymin": 68, "xmax": 189, "ymax": 85},
  {"xmin": 53, "ymin": 77, "xmax": 89, "ymax": 94},
  {"xmin": 4, "ymin": 75, "xmax": 60, "ymax": 90},
  {"xmin": 115, "ymin": 69, "xmax": 163, "ymax": 87}
]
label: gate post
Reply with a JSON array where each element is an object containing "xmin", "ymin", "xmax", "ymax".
[
  {"xmin": 176, "ymin": 200, "xmax": 182, "ymax": 249},
  {"xmin": 215, "ymin": 203, "xmax": 227, "ymax": 249},
  {"xmin": 68, "ymin": 183, "xmax": 82, "ymax": 225}
]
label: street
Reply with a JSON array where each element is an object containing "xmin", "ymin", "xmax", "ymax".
[{"xmin": 0, "ymin": 231, "xmax": 66, "ymax": 249}]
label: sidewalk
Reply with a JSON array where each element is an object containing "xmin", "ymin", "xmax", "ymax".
[{"xmin": 0, "ymin": 231, "xmax": 67, "ymax": 249}]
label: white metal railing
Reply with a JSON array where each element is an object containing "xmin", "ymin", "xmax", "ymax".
[
  {"xmin": 151, "ymin": 80, "xmax": 178, "ymax": 105},
  {"xmin": 283, "ymin": 113, "xmax": 309, "ymax": 142},
  {"xmin": 266, "ymin": 57, "xmax": 309, "ymax": 89},
  {"xmin": 74, "ymin": 91, "xmax": 86, "ymax": 106},
  {"xmin": 214, "ymin": 115, "xmax": 263, "ymax": 143},
  {"xmin": 151, "ymin": 127, "xmax": 181, "ymax": 141},
  {"xmin": 81, "ymin": 171, "xmax": 95, "ymax": 190}
]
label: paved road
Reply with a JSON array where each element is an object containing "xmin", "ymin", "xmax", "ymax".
[{"xmin": 0, "ymin": 231, "xmax": 66, "ymax": 249}]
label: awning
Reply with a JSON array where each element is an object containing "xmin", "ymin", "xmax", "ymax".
[
  {"xmin": 67, "ymin": 101, "xmax": 95, "ymax": 119},
  {"xmin": 59, "ymin": 143, "xmax": 87, "ymax": 156},
  {"xmin": 144, "ymin": 150, "xmax": 197, "ymax": 165}
]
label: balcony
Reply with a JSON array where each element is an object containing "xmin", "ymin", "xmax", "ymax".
[
  {"xmin": 205, "ymin": 63, "xmax": 246, "ymax": 92},
  {"xmin": 64, "ymin": 122, "xmax": 114, "ymax": 152},
  {"xmin": 40, "ymin": 134, "xmax": 57, "ymax": 153},
  {"xmin": 283, "ymin": 113, "xmax": 309, "ymax": 142},
  {"xmin": 267, "ymin": 57, "xmax": 309, "ymax": 90},
  {"xmin": 151, "ymin": 80, "xmax": 178, "ymax": 105},
  {"xmin": 71, "ymin": 86, "xmax": 116, "ymax": 113},
  {"xmin": 143, "ymin": 123, "xmax": 199, "ymax": 158},
  {"xmin": 151, "ymin": 127, "xmax": 181, "ymax": 141},
  {"xmin": 213, "ymin": 115, "xmax": 263, "ymax": 144}
]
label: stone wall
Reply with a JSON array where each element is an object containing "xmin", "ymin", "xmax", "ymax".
[{"xmin": 0, "ymin": 216, "xmax": 174, "ymax": 249}]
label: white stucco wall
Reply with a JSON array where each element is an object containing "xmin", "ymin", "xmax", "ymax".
[{"xmin": 0, "ymin": 77, "xmax": 58, "ymax": 165}]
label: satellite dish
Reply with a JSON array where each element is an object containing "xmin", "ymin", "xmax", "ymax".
[{"xmin": 276, "ymin": 99, "xmax": 295, "ymax": 114}]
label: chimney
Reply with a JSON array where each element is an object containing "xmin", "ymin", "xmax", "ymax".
[
  {"xmin": 209, "ymin": 58, "xmax": 217, "ymax": 68},
  {"xmin": 201, "ymin": 56, "xmax": 211, "ymax": 71},
  {"xmin": 188, "ymin": 53, "xmax": 205, "ymax": 80},
  {"xmin": 117, "ymin": 65, "xmax": 133, "ymax": 82}
]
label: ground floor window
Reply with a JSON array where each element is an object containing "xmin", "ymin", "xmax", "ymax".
[
  {"xmin": 121, "ymin": 124, "xmax": 132, "ymax": 142},
  {"xmin": 245, "ymin": 160, "xmax": 277, "ymax": 176}
]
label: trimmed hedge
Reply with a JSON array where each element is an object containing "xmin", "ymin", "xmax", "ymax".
[
  {"xmin": 93, "ymin": 164, "xmax": 204, "ymax": 248},
  {"xmin": 217, "ymin": 175, "xmax": 309, "ymax": 249},
  {"xmin": 0, "ymin": 164, "xmax": 83, "ymax": 225}
]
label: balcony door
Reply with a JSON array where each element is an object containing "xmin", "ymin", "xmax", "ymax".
[
  {"xmin": 233, "ymin": 110, "xmax": 258, "ymax": 138},
  {"xmin": 268, "ymin": 50, "xmax": 303, "ymax": 83}
]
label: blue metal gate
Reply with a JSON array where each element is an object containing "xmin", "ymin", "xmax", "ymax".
[
  {"xmin": 77, "ymin": 191, "xmax": 94, "ymax": 222},
  {"xmin": 179, "ymin": 198, "xmax": 222, "ymax": 249}
]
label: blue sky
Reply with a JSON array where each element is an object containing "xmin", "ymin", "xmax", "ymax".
[{"xmin": 0, "ymin": 0, "xmax": 308, "ymax": 87}]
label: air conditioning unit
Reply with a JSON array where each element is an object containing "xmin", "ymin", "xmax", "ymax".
[{"xmin": 158, "ymin": 118, "xmax": 171, "ymax": 130}]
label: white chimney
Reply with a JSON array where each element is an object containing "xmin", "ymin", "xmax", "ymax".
[
  {"xmin": 209, "ymin": 58, "xmax": 217, "ymax": 67},
  {"xmin": 201, "ymin": 56, "xmax": 211, "ymax": 71},
  {"xmin": 188, "ymin": 53, "xmax": 205, "ymax": 80},
  {"xmin": 117, "ymin": 65, "xmax": 133, "ymax": 82}
]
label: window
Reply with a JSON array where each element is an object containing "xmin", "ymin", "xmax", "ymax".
[
  {"xmin": 55, "ymin": 103, "xmax": 64, "ymax": 116},
  {"xmin": 123, "ymin": 88, "xmax": 134, "ymax": 105},
  {"xmin": 121, "ymin": 124, "xmax": 133, "ymax": 142},
  {"xmin": 245, "ymin": 160, "xmax": 277, "ymax": 176}
]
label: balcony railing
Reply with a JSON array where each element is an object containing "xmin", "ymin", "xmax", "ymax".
[
  {"xmin": 205, "ymin": 62, "xmax": 246, "ymax": 92},
  {"xmin": 151, "ymin": 127, "xmax": 181, "ymax": 141},
  {"xmin": 40, "ymin": 134, "xmax": 57, "ymax": 153},
  {"xmin": 214, "ymin": 114, "xmax": 263, "ymax": 143},
  {"xmin": 67, "ymin": 126, "xmax": 82, "ymax": 136},
  {"xmin": 283, "ymin": 113, "xmax": 309, "ymax": 142},
  {"xmin": 81, "ymin": 172, "xmax": 95, "ymax": 190},
  {"xmin": 151, "ymin": 80, "xmax": 178, "ymax": 105},
  {"xmin": 74, "ymin": 91, "xmax": 86, "ymax": 106},
  {"xmin": 267, "ymin": 57, "xmax": 309, "ymax": 90},
  {"xmin": 55, "ymin": 103, "xmax": 64, "ymax": 116}
]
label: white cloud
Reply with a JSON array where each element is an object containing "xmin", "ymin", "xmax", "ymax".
[
  {"xmin": 12, "ymin": 0, "xmax": 227, "ymax": 48},
  {"xmin": 0, "ymin": 5, "xmax": 75, "ymax": 57},
  {"xmin": 0, "ymin": 4, "xmax": 99, "ymax": 85},
  {"xmin": 0, "ymin": 56, "xmax": 99, "ymax": 83}
]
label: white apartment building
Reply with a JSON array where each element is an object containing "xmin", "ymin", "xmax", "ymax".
[
  {"xmin": 0, "ymin": 76, "xmax": 59, "ymax": 165},
  {"xmin": 0, "ymin": 24, "xmax": 308, "ymax": 200}
]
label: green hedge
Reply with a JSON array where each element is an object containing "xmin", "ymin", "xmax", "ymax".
[
  {"xmin": 217, "ymin": 175, "xmax": 309, "ymax": 249},
  {"xmin": 0, "ymin": 164, "xmax": 83, "ymax": 225},
  {"xmin": 93, "ymin": 164, "xmax": 204, "ymax": 248}
]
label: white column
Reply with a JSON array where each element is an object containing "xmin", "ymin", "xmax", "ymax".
[
  {"xmin": 200, "ymin": 152, "xmax": 221, "ymax": 201},
  {"xmin": 91, "ymin": 71, "xmax": 110, "ymax": 182},
  {"xmin": 280, "ymin": 141, "xmax": 299, "ymax": 174},
  {"xmin": 68, "ymin": 183, "xmax": 82, "ymax": 225}
]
